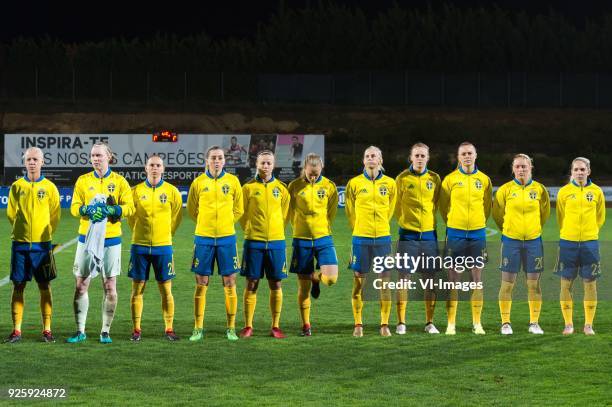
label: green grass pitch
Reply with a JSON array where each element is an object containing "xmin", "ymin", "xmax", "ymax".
[{"xmin": 0, "ymin": 208, "xmax": 610, "ymax": 405}]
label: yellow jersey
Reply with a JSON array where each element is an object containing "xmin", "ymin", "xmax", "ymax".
[
  {"xmin": 287, "ymin": 175, "xmax": 338, "ymax": 240},
  {"xmin": 240, "ymin": 175, "xmax": 290, "ymax": 242},
  {"xmin": 7, "ymin": 176, "xmax": 60, "ymax": 244},
  {"xmin": 345, "ymin": 171, "xmax": 397, "ymax": 238},
  {"xmin": 439, "ymin": 167, "xmax": 492, "ymax": 231},
  {"xmin": 394, "ymin": 167, "xmax": 441, "ymax": 233},
  {"xmin": 187, "ymin": 170, "xmax": 244, "ymax": 239},
  {"xmin": 70, "ymin": 169, "xmax": 135, "ymax": 239},
  {"xmin": 556, "ymin": 180, "xmax": 606, "ymax": 241},
  {"xmin": 492, "ymin": 179, "xmax": 550, "ymax": 240},
  {"xmin": 128, "ymin": 180, "xmax": 183, "ymax": 247}
]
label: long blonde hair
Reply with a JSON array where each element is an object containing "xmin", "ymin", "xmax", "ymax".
[{"xmin": 301, "ymin": 153, "xmax": 324, "ymax": 180}]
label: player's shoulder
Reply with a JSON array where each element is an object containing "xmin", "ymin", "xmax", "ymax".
[
  {"xmin": 287, "ymin": 177, "xmax": 303, "ymax": 191},
  {"xmin": 531, "ymin": 180, "xmax": 548, "ymax": 192},
  {"xmin": 110, "ymin": 170, "xmax": 130, "ymax": 183},
  {"xmin": 588, "ymin": 181, "xmax": 604, "ymax": 194},
  {"xmin": 347, "ymin": 173, "xmax": 365, "ymax": 185},
  {"xmin": 322, "ymin": 176, "xmax": 337, "ymax": 189},
  {"xmin": 274, "ymin": 178, "xmax": 288, "ymax": 190},
  {"xmin": 75, "ymin": 171, "xmax": 94, "ymax": 183},
  {"xmin": 443, "ymin": 168, "xmax": 460, "ymax": 181},
  {"xmin": 162, "ymin": 180, "xmax": 180, "ymax": 194},
  {"xmin": 498, "ymin": 179, "xmax": 515, "ymax": 191},
  {"xmin": 427, "ymin": 169, "xmax": 441, "ymax": 182},
  {"xmin": 380, "ymin": 174, "xmax": 395, "ymax": 184},
  {"xmin": 395, "ymin": 169, "xmax": 411, "ymax": 181},
  {"xmin": 10, "ymin": 177, "xmax": 26, "ymax": 188},
  {"xmin": 41, "ymin": 177, "xmax": 59, "ymax": 191}
]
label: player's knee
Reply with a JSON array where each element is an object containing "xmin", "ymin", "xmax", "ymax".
[
  {"xmin": 13, "ymin": 282, "xmax": 26, "ymax": 292},
  {"xmin": 321, "ymin": 274, "xmax": 337, "ymax": 287}
]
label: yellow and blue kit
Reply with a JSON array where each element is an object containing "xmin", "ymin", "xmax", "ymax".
[
  {"xmin": 187, "ymin": 170, "xmax": 243, "ymax": 276},
  {"xmin": 394, "ymin": 166, "xmax": 441, "ymax": 272},
  {"xmin": 288, "ymin": 175, "xmax": 339, "ymax": 274},
  {"xmin": 493, "ymin": 179, "xmax": 550, "ymax": 273},
  {"xmin": 345, "ymin": 170, "xmax": 396, "ymax": 273},
  {"xmin": 240, "ymin": 175, "xmax": 290, "ymax": 280},
  {"xmin": 439, "ymin": 166, "xmax": 492, "ymax": 260},
  {"xmin": 70, "ymin": 168, "xmax": 135, "ymax": 247},
  {"xmin": 128, "ymin": 180, "xmax": 183, "ymax": 282},
  {"xmin": 7, "ymin": 175, "xmax": 60, "ymax": 282},
  {"xmin": 555, "ymin": 180, "xmax": 606, "ymax": 280}
]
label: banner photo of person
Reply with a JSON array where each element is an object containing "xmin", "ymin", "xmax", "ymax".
[{"xmin": 2, "ymin": 134, "xmax": 325, "ymax": 185}]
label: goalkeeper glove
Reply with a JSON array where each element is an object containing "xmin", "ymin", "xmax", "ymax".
[
  {"xmin": 91, "ymin": 206, "xmax": 107, "ymax": 223},
  {"xmin": 105, "ymin": 205, "xmax": 121, "ymax": 217},
  {"xmin": 79, "ymin": 205, "xmax": 97, "ymax": 217}
]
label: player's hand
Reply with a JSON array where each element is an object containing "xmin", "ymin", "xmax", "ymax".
[
  {"xmin": 79, "ymin": 205, "xmax": 97, "ymax": 217},
  {"xmin": 106, "ymin": 205, "xmax": 121, "ymax": 217},
  {"xmin": 91, "ymin": 206, "xmax": 107, "ymax": 223}
]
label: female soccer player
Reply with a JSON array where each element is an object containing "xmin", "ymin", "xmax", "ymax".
[
  {"xmin": 555, "ymin": 157, "xmax": 605, "ymax": 335},
  {"xmin": 239, "ymin": 150, "xmax": 290, "ymax": 339},
  {"xmin": 345, "ymin": 146, "xmax": 397, "ymax": 337},
  {"xmin": 67, "ymin": 142, "xmax": 135, "ymax": 344},
  {"xmin": 493, "ymin": 154, "xmax": 550, "ymax": 335},
  {"xmin": 439, "ymin": 142, "xmax": 492, "ymax": 335},
  {"xmin": 288, "ymin": 153, "xmax": 339, "ymax": 336},
  {"xmin": 394, "ymin": 142, "xmax": 441, "ymax": 335}
]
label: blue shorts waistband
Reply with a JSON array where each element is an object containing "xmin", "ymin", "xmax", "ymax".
[
  {"xmin": 352, "ymin": 236, "xmax": 392, "ymax": 245},
  {"xmin": 194, "ymin": 235, "xmax": 237, "ymax": 246},
  {"xmin": 501, "ymin": 235, "xmax": 542, "ymax": 243},
  {"xmin": 12, "ymin": 241, "xmax": 52, "ymax": 252},
  {"xmin": 244, "ymin": 239, "xmax": 286, "ymax": 250},
  {"xmin": 446, "ymin": 227, "xmax": 486, "ymax": 240},
  {"xmin": 78, "ymin": 235, "xmax": 122, "ymax": 247},
  {"xmin": 398, "ymin": 228, "xmax": 437, "ymax": 241},
  {"xmin": 292, "ymin": 235, "xmax": 334, "ymax": 248},
  {"xmin": 131, "ymin": 244, "xmax": 173, "ymax": 255}
]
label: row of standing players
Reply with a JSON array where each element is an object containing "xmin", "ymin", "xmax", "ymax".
[{"xmin": 4, "ymin": 141, "xmax": 605, "ymax": 343}]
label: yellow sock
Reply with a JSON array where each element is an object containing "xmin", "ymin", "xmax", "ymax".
[
  {"xmin": 351, "ymin": 276, "xmax": 365, "ymax": 325},
  {"xmin": 158, "ymin": 281, "xmax": 174, "ymax": 332},
  {"xmin": 396, "ymin": 288, "xmax": 408, "ymax": 324},
  {"xmin": 224, "ymin": 286, "xmax": 237, "ymax": 329},
  {"xmin": 269, "ymin": 288, "xmax": 283, "ymax": 328},
  {"xmin": 321, "ymin": 273, "xmax": 338, "ymax": 286},
  {"xmin": 471, "ymin": 288, "xmax": 484, "ymax": 325},
  {"xmin": 424, "ymin": 290, "xmax": 436, "ymax": 323},
  {"xmin": 11, "ymin": 285, "xmax": 25, "ymax": 332},
  {"xmin": 297, "ymin": 279, "xmax": 312, "ymax": 326},
  {"xmin": 194, "ymin": 284, "xmax": 208, "ymax": 329},
  {"xmin": 526, "ymin": 279, "xmax": 542, "ymax": 324},
  {"xmin": 39, "ymin": 287, "xmax": 53, "ymax": 331},
  {"xmin": 130, "ymin": 281, "xmax": 146, "ymax": 331},
  {"xmin": 446, "ymin": 289, "xmax": 458, "ymax": 325},
  {"xmin": 560, "ymin": 279, "xmax": 573, "ymax": 326},
  {"xmin": 243, "ymin": 289, "xmax": 257, "ymax": 328},
  {"xmin": 583, "ymin": 280, "xmax": 597, "ymax": 326},
  {"xmin": 498, "ymin": 280, "xmax": 514, "ymax": 324}
]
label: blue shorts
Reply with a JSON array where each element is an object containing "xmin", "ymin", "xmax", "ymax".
[
  {"xmin": 10, "ymin": 242, "xmax": 56, "ymax": 283},
  {"xmin": 129, "ymin": 245, "xmax": 175, "ymax": 282},
  {"xmin": 554, "ymin": 240, "xmax": 601, "ymax": 280},
  {"xmin": 290, "ymin": 236, "xmax": 338, "ymax": 275},
  {"xmin": 192, "ymin": 243, "xmax": 240, "ymax": 276},
  {"xmin": 241, "ymin": 240, "xmax": 287, "ymax": 280},
  {"xmin": 444, "ymin": 228, "xmax": 487, "ymax": 263},
  {"xmin": 397, "ymin": 230, "xmax": 439, "ymax": 273},
  {"xmin": 500, "ymin": 236, "xmax": 544, "ymax": 273},
  {"xmin": 349, "ymin": 236, "xmax": 392, "ymax": 273}
]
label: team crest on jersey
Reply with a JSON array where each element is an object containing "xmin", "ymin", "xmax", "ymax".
[
  {"xmin": 272, "ymin": 187, "xmax": 280, "ymax": 199},
  {"xmin": 426, "ymin": 180, "xmax": 433, "ymax": 190},
  {"xmin": 37, "ymin": 188, "xmax": 46, "ymax": 200},
  {"xmin": 222, "ymin": 184, "xmax": 230, "ymax": 195},
  {"xmin": 107, "ymin": 183, "xmax": 116, "ymax": 193},
  {"xmin": 317, "ymin": 189, "xmax": 326, "ymax": 199},
  {"xmin": 159, "ymin": 193, "xmax": 168, "ymax": 204},
  {"xmin": 586, "ymin": 192, "xmax": 594, "ymax": 202},
  {"xmin": 529, "ymin": 191, "xmax": 537, "ymax": 200},
  {"xmin": 379, "ymin": 185, "xmax": 388, "ymax": 196},
  {"xmin": 474, "ymin": 179, "xmax": 483, "ymax": 190}
]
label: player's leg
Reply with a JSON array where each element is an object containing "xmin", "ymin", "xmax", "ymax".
[
  {"xmin": 444, "ymin": 239, "xmax": 462, "ymax": 335},
  {"xmin": 314, "ymin": 244, "xmax": 339, "ymax": 295},
  {"xmin": 37, "ymin": 281, "xmax": 54, "ymax": 342},
  {"xmin": 266, "ymin": 247, "xmax": 288, "ymax": 338},
  {"xmin": 217, "ymin": 243, "xmax": 241, "ymax": 340},
  {"xmin": 556, "ymin": 241, "xmax": 579, "ymax": 334},
  {"xmin": 290, "ymin": 243, "xmax": 315, "ymax": 335},
  {"xmin": 240, "ymin": 245, "xmax": 264, "ymax": 337},
  {"xmin": 190, "ymin": 244, "xmax": 215, "ymax": 341},
  {"xmin": 525, "ymin": 241, "xmax": 544, "ymax": 334},
  {"xmin": 580, "ymin": 241, "xmax": 600, "ymax": 335},
  {"xmin": 499, "ymin": 272, "xmax": 517, "ymax": 335},
  {"xmin": 349, "ymin": 239, "xmax": 367, "ymax": 336},
  {"xmin": 68, "ymin": 242, "xmax": 91, "ymax": 342},
  {"xmin": 582, "ymin": 277, "xmax": 597, "ymax": 335},
  {"xmin": 421, "ymin": 240, "xmax": 440, "ymax": 334},
  {"xmin": 154, "ymin": 254, "xmax": 178, "ymax": 341},
  {"xmin": 6, "ymin": 249, "xmax": 28, "ymax": 343},
  {"xmin": 30, "ymin": 249, "xmax": 56, "ymax": 342},
  {"xmin": 99, "ymin": 244, "xmax": 122, "ymax": 343},
  {"xmin": 470, "ymin": 241, "xmax": 486, "ymax": 335},
  {"xmin": 128, "ymin": 248, "xmax": 149, "ymax": 341}
]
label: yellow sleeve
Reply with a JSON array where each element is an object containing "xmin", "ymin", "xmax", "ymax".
[
  {"xmin": 171, "ymin": 187, "xmax": 183, "ymax": 236},
  {"xmin": 327, "ymin": 182, "xmax": 338, "ymax": 226},
  {"xmin": 597, "ymin": 189, "xmax": 606, "ymax": 230},
  {"xmin": 239, "ymin": 185, "xmax": 249, "ymax": 231},
  {"xmin": 345, "ymin": 180, "xmax": 356, "ymax": 231},
  {"xmin": 127, "ymin": 187, "xmax": 137, "ymax": 231},
  {"xmin": 556, "ymin": 189, "xmax": 565, "ymax": 231},
  {"xmin": 6, "ymin": 184, "xmax": 18, "ymax": 226},
  {"xmin": 70, "ymin": 179, "xmax": 85, "ymax": 218},
  {"xmin": 432, "ymin": 174, "xmax": 442, "ymax": 216},
  {"xmin": 233, "ymin": 178, "xmax": 244, "ymax": 224},
  {"xmin": 438, "ymin": 176, "xmax": 451, "ymax": 224},
  {"xmin": 282, "ymin": 186, "xmax": 291, "ymax": 226},
  {"xmin": 49, "ymin": 184, "xmax": 61, "ymax": 235},
  {"xmin": 394, "ymin": 175, "xmax": 403, "ymax": 220},
  {"xmin": 186, "ymin": 179, "xmax": 199, "ymax": 221},
  {"xmin": 492, "ymin": 184, "xmax": 506, "ymax": 231},
  {"xmin": 483, "ymin": 176, "xmax": 493, "ymax": 221},
  {"xmin": 388, "ymin": 179, "xmax": 397, "ymax": 222},
  {"xmin": 287, "ymin": 183, "xmax": 296, "ymax": 229},
  {"xmin": 117, "ymin": 178, "xmax": 135, "ymax": 218},
  {"xmin": 540, "ymin": 186, "xmax": 551, "ymax": 227}
]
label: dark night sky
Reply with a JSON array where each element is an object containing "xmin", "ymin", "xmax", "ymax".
[{"xmin": 3, "ymin": 0, "xmax": 612, "ymax": 42}]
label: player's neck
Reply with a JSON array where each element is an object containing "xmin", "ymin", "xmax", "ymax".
[
  {"xmin": 27, "ymin": 170, "xmax": 41, "ymax": 181},
  {"xmin": 366, "ymin": 168, "xmax": 380, "ymax": 180},
  {"xmin": 573, "ymin": 178, "xmax": 587, "ymax": 187},
  {"xmin": 259, "ymin": 173, "xmax": 273, "ymax": 183},
  {"xmin": 95, "ymin": 166, "xmax": 109, "ymax": 178},
  {"xmin": 208, "ymin": 168, "xmax": 223, "ymax": 178},
  {"xmin": 460, "ymin": 164, "xmax": 475, "ymax": 174},
  {"xmin": 148, "ymin": 176, "xmax": 162, "ymax": 187}
]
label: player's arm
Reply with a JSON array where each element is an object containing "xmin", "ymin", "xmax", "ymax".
[
  {"xmin": 286, "ymin": 183, "xmax": 296, "ymax": 229},
  {"xmin": 239, "ymin": 185, "xmax": 249, "ymax": 231},
  {"xmin": 432, "ymin": 173, "xmax": 442, "ymax": 217},
  {"xmin": 556, "ymin": 189, "xmax": 565, "ymax": 230},
  {"xmin": 232, "ymin": 178, "xmax": 244, "ymax": 224},
  {"xmin": 186, "ymin": 179, "xmax": 199, "ymax": 221},
  {"xmin": 492, "ymin": 184, "xmax": 506, "ymax": 231},
  {"xmin": 387, "ymin": 179, "xmax": 397, "ymax": 222},
  {"xmin": 345, "ymin": 180, "xmax": 356, "ymax": 231},
  {"xmin": 70, "ymin": 179, "xmax": 88, "ymax": 218},
  {"xmin": 483, "ymin": 176, "xmax": 493, "ymax": 221},
  {"xmin": 6, "ymin": 184, "xmax": 18, "ymax": 226},
  {"xmin": 596, "ymin": 188, "xmax": 606, "ymax": 229},
  {"xmin": 540, "ymin": 186, "xmax": 551, "ymax": 227},
  {"xmin": 438, "ymin": 176, "xmax": 451, "ymax": 224},
  {"xmin": 282, "ymin": 186, "xmax": 291, "ymax": 227},
  {"xmin": 393, "ymin": 175, "xmax": 403, "ymax": 220},
  {"xmin": 115, "ymin": 178, "xmax": 135, "ymax": 218},
  {"xmin": 49, "ymin": 184, "xmax": 61, "ymax": 234},
  {"xmin": 171, "ymin": 186, "xmax": 183, "ymax": 236},
  {"xmin": 327, "ymin": 182, "xmax": 339, "ymax": 226},
  {"xmin": 127, "ymin": 187, "xmax": 137, "ymax": 230}
]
